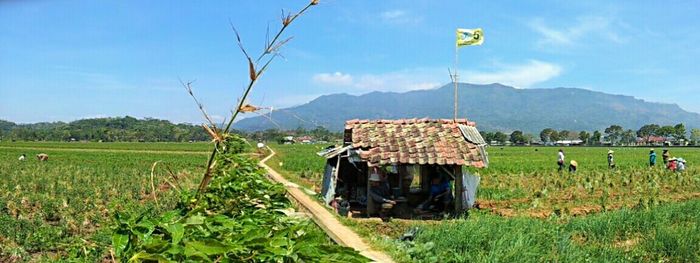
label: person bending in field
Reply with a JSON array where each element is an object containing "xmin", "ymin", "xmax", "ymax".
[
  {"xmin": 676, "ymin": 158, "xmax": 686, "ymax": 172},
  {"xmin": 607, "ymin": 150, "xmax": 615, "ymax": 169},
  {"xmin": 649, "ymin": 149, "xmax": 657, "ymax": 167},
  {"xmin": 18, "ymin": 154, "xmax": 26, "ymax": 161},
  {"xmin": 557, "ymin": 149, "xmax": 565, "ymax": 172},
  {"xmin": 36, "ymin": 153, "xmax": 48, "ymax": 161},
  {"xmin": 667, "ymin": 157, "xmax": 677, "ymax": 172},
  {"xmin": 417, "ymin": 176, "xmax": 452, "ymax": 213},
  {"xmin": 369, "ymin": 173, "xmax": 395, "ymax": 222},
  {"xmin": 568, "ymin": 160, "xmax": 578, "ymax": 173}
]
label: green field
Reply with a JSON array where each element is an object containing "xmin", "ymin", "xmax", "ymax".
[
  {"xmin": 267, "ymin": 144, "xmax": 700, "ymax": 262},
  {"xmin": 1, "ymin": 141, "xmax": 368, "ymax": 262},
  {"xmin": 0, "ymin": 142, "xmax": 206, "ymax": 261}
]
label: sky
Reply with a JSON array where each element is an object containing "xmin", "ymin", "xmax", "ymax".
[{"xmin": 1, "ymin": 0, "xmax": 699, "ymax": 124}]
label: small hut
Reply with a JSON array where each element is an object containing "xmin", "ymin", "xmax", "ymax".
[{"xmin": 318, "ymin": 118, "xmax": 488, "ymax": 218}]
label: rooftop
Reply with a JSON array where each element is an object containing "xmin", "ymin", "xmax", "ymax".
[{"xmin": 344, "ymin": 118, "xmax": 485, "ymax": 167}]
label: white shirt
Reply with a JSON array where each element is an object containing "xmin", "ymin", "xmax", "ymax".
[
  {"xmin": 558, "ymin": 152, "xmax": 565, "ymax": 162},
  {"xmin": 18, "ymin": 155, "xmax": 25, "ymax": 161}
]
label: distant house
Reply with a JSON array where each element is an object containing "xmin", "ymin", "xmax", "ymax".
[
  {"xmin": 281, "ymin": 136, "xmax": 295, "ymax": 144},
  {"xmin": 555, "ymin": 139, "xmax": 583, "ymax": 146},
  {"xmin": 297, "ymin": 135, "xmax": 313, "ymax": 144},
  {"xmin": 637, "ymin": 135, "xmax": 667, "ymax": 146},
  {"xmin": 318, "ymin": 118, "xmax": 488, "ymax": 218}
]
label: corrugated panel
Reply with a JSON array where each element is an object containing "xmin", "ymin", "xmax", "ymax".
[
  {"xmin": 317, "ymin": 145, "xmax": 352, "ymax": 159},
  {"xmin": 458, "ymin": 124, "xmax": 487, "ymax": 145}
]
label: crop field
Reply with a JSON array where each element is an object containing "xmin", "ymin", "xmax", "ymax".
[
  {"xmin": 267, "ymin": 143, "xmax": 700, "ymax": 262},
  {"xmin": 0, "ymin": 141, "xmax": 368, "ymax": 262},
  {"xmin": 0, "ymin": 142, "xmax": 206, "ymax": 261}
]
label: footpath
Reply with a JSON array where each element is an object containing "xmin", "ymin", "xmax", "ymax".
[{"xmin": 259, "ymin": 147, "xmax": 395, "ymax": 263}]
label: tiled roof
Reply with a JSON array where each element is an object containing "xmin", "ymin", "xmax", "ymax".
[{"xmin": 344, "ymin": 118, "xmax": 485, "ymax": 167}]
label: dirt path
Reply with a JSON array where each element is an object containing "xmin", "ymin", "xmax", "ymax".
[{"xmin": 260, "ymin": 147, "xmax": 395, "ymax": 263}]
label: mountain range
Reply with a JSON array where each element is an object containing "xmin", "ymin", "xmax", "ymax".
[{"xmin": 234, "ymin": 83, "xmax": 700, "ymax": 133}]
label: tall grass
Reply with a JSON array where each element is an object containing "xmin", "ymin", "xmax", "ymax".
[{"xmin": 396, "ymin": 200, "xmax": 700, "ymax": 262}]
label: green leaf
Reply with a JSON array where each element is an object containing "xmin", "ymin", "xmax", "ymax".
[
  {"xmin": 185, "ymin": 240, "xmax": 229, "ymax": 256},
  {"xmin": 184, "ymin": 215, "xmax": 205, "ymax": 226},
  {"xmin": 165, "ymin": 223, "xmax": 185, "ymax": 245},
  {"xmin": 112, "ymin": 232, "xmax": 129, "ymax": 257},
  {"xmin": 128, "ymin": 251, "xmax": 171, "ymax": 263}
]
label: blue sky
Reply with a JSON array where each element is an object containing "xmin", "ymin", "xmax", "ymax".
[{"xmin": 1, "ymin": 0, "xmax": 699, "ymax": 124}]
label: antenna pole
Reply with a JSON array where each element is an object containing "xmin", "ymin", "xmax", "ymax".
[{"xmin": 453, "ymin": 44, "xmax": 459, "ymax": 121}]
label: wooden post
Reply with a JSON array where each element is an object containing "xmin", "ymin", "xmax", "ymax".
[{"xmin": 454, "ymin": 165, "xmax": 463, "ymax": 212}]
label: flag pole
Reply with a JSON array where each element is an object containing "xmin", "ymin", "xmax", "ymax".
[{"xmin": 453, "ymin": 41, "xmax": 459, "ymax": 122}]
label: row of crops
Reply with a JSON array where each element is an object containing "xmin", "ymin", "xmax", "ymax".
[
  {"xmin": 267, "ymin": 143, "xmax": 700, "ymax": 262},
  {"xmin": 0, "ymin": 141, "xmax": 368, "ymax": 262},
  {"xmin": 0, "ymin": 144, "xmax": 203, "ymax": 260}
]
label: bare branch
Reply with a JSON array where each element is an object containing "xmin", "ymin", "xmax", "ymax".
[
  {"xmin": 180, "ymin": 78, "xmax": 217, "ymax": 128},
  {"xmin": 195, "ymin": 1, "xmax": 316, "ymax": 197}
]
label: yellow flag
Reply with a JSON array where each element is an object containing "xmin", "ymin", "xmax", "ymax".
[{"xmin": 456, "ymin": 28, "xmax": 484, "ymax": 47}]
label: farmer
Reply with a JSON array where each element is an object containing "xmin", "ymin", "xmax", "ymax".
[
  {"xmin": 36, "ymin": 153, "xmax": 49, "ymax": 161},
  {"xmin": 649, "ymin": 149, "xmax": 657, "ymax": 167},
  {"xmin": 662, "ymin": 149, "xmax": 670, "ymax": 165},
  {"xmin": 369, "ymin": 173, "xmax": 395, "ymax": 221},
  {"xmin": 667, "ymin": 157, "xmax": 677, "ymax": 172},
  {"xmin": 676, "ymin": 158, "xmax": 686, "ymax": 172},
  {"xmin": 18, "ymin": 154, "xmax": 26, "ymax": 161},
  {"xmin": 417, "ymin": 175, "xmax": 452, "ymax": 213},
  {"xmin": 569, "ymin": 160, "xmax": 578, "ymax": 173},
  {"xmin": 557, "ymin": 149, "xmax": 565, "ymax": 172},
  {"xmin": 607, "ymin": 150, "xmax": 615, "ymax": 169}
]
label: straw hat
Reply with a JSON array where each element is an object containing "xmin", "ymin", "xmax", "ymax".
[
  {"xmin": 570, "ymin": 160, "xmax": 578, "ymax": 167},
  {"xmin": 369, "ymin": 173, "xmax": 382, "ymax": 182},
  {"xmin": 669, "ymin": 157, "xmax": 677, "ymax": 161},
  {"xmin": 608, "ymin": 150, "xmax": 614, "ymax": 154}
]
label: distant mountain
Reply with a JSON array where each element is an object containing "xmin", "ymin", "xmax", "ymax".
[{"xmin": 234, "ymin": 83, "xmax": 700, "ymax": 133}]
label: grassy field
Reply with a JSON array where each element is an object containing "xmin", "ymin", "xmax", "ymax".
[
  {"xmin": 0, "ymin": 142, "xmax": 206, "ymax": 261},
  {"xmin": 267, "ymin": 143, "xmax": 700, "ymax": 262}
]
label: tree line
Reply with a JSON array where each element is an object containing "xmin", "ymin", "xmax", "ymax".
[
  {"xmin": 0, "ymin": 117, "xmax": 343, "ymax": 143},
  {"xmin": 481, "ymin": 123, "xmax": 700, "ymax": 146},
  {"xmin": 2, "ymin": 117, "xmax": 698, "ymax": 145},
  {"xmin": 0, "ymin": 117, "xmax": 212, "ymax": 142}
]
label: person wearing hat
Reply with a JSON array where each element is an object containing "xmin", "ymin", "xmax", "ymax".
[
  {"xmin": 649, "ymin": 149, "xmax": 657, "ymax": 167},
  {"xmin": 557, "ymin": 149, "xmax": 565, "ymax": 172},
  {"xmin": 568, "ymin": 160, "xmax": 578, "ymax": 173},
  {"xmin": 667, "ymin": 157, "xmax": 677, "ymax": 172},
  {"xmin": 676, "ymin": 158, "xmax": 686, "ymax": 172},
  {"xmin": 368, "ymin": 173, "xmax": 395, "ymax": 221},
  {"xmin": 607, "ymin": 150, "xmax": 615, "ymax": 169}
]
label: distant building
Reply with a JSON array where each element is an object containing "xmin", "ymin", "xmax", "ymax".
[
  {"xmin": 281, "ymin": 136, "xmax": 295, "ymax": 144},
  {"xmin": 637, "ymin": 135, "xmax": 666, "ymax": 145},
  {"xmin": 297, "ymin": 135, "xmax": 313, "ymax": 144},
  {"xmin": 555, "ymin": 139, "xmax": 583, "ymax": 146}
]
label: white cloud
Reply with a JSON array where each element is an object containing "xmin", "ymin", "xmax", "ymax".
[
  {"xmin": 529, "ymin": 16, "xmax": 626, "ymax": 47},
  {"xmin": 312, "ymin": 69, "xmax": 442, "ymax": 93},
  {"xmin": 381, "ymin": 10, "xmax": 406, "ymax": 20},
  {"xmin": 464, "ymin": 60, "xmax": 562, "ymax": 88},
  {"xmin": 379, "ymin": 9, "xmax": 423, "ymax": 25},
  {"xmin": 311, "ymin": 72, "xmax": 353, "ymax": 86},
  {"xmin": 311, "ymin": 60, "xmax": 561, "ymax": 93}
]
